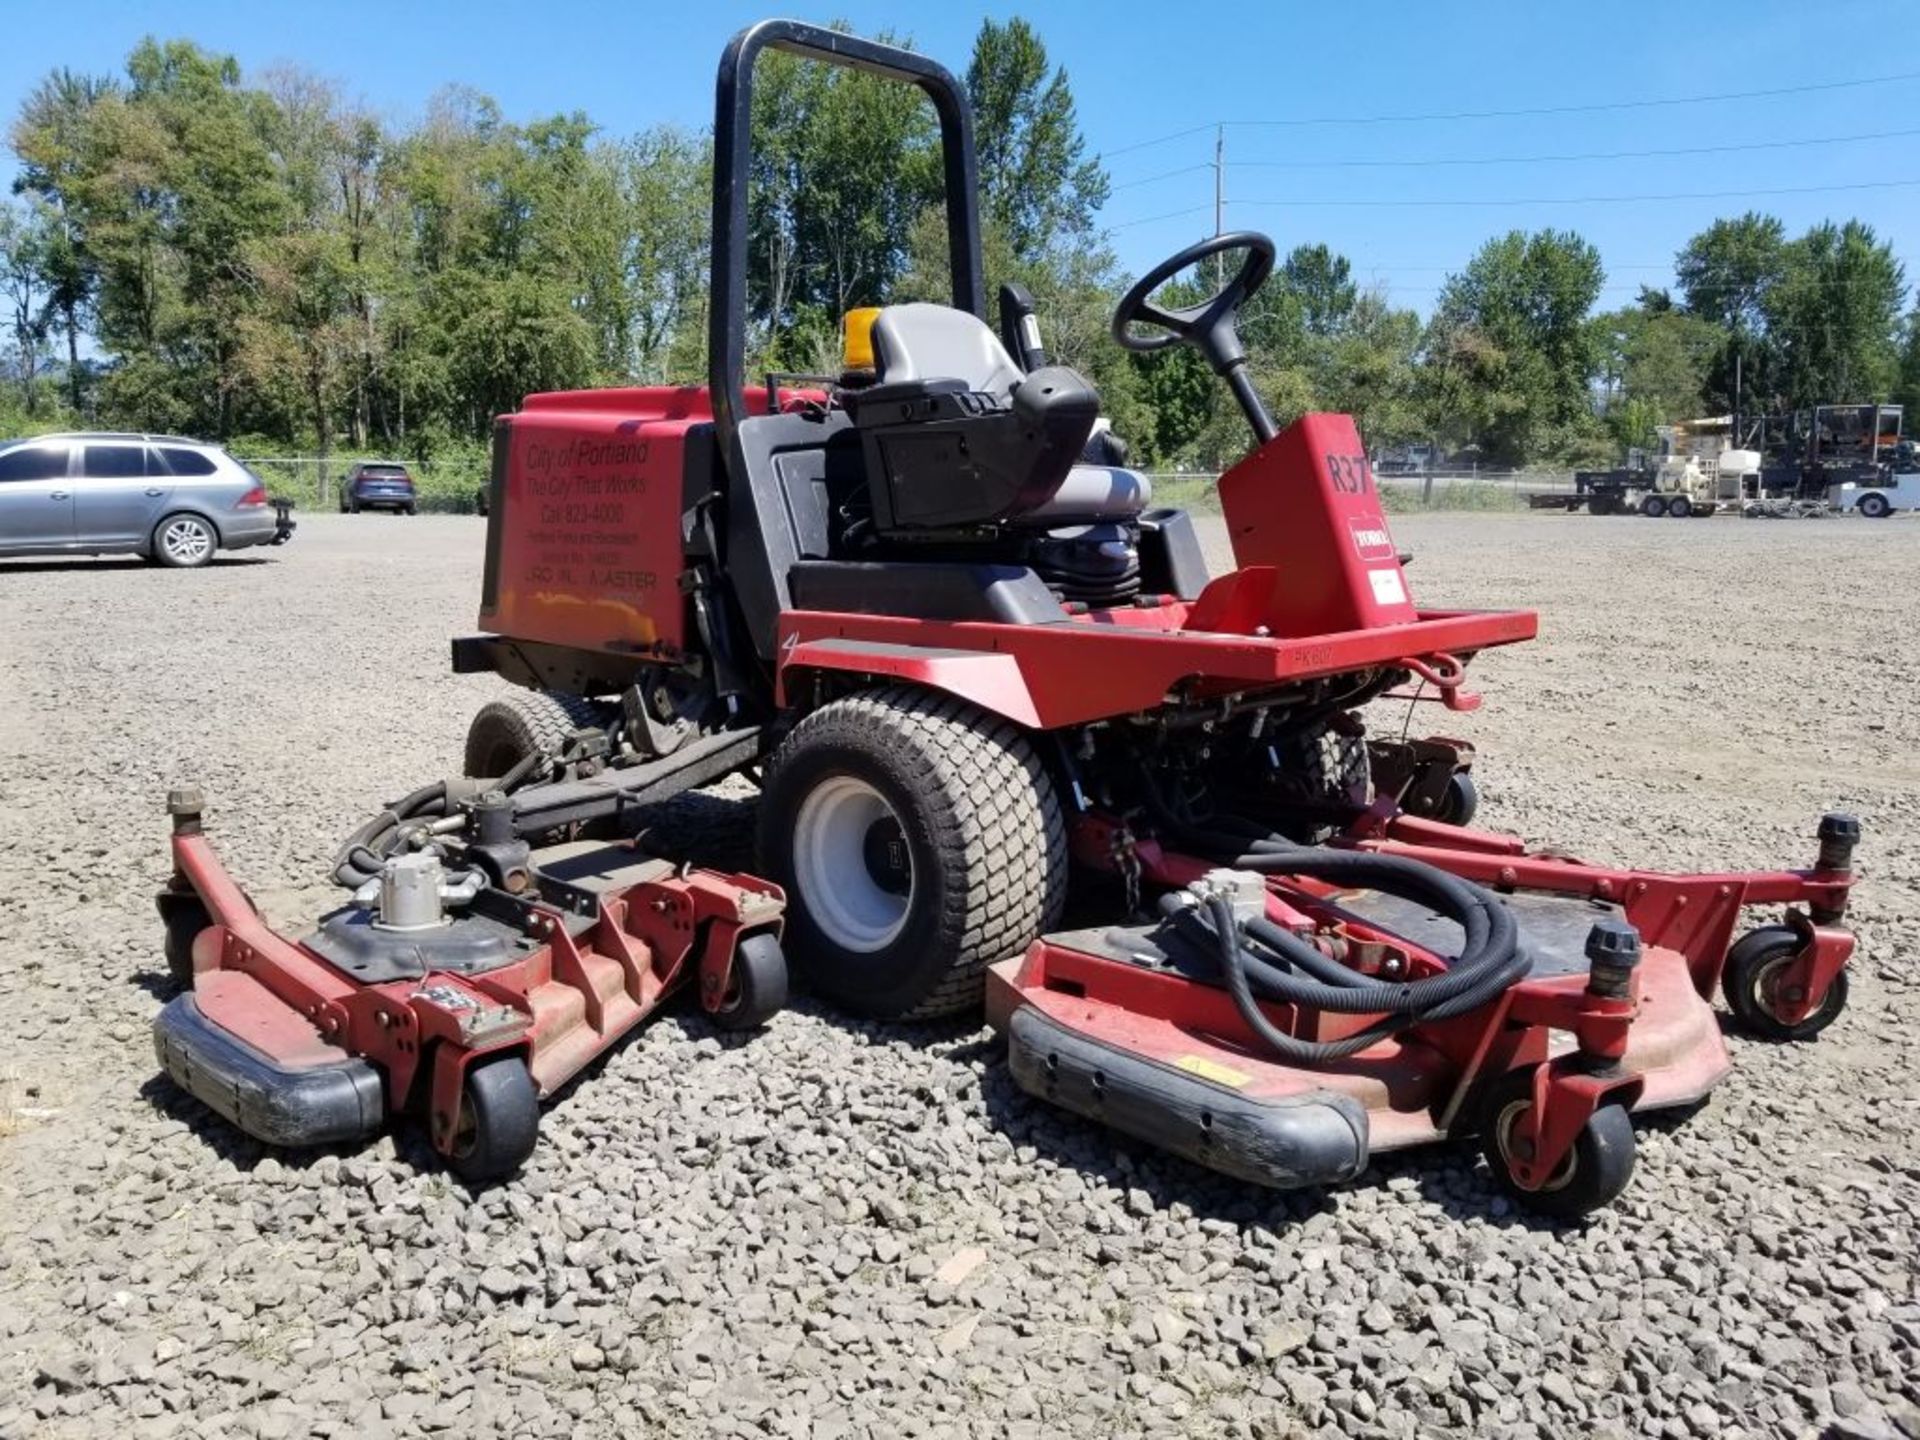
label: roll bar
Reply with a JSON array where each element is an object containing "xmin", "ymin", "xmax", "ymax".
[{"xmin": 707, "ymin": 19, "xmax": 986, "ymax": 461}]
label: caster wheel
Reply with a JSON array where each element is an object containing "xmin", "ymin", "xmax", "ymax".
[
  {"xmin": 1478, "ymin": 1066, "xmax": 1636, "ymax": 1220},
  {"xmin": 446, "ymin": 1055, "xmax": 539, "ymax": 1183},
  {"xmin": 1722, "ymin": 925, "xmax": 1848, "ymax": 1041},
  {"xmin": 160, "ymin": 895, "xmax": 213, "ymax": 989},
  {"xmin": 1434, "ymin": 771, "xmax": 1480, "ymax": 826},
  {"xmin": 710, "ymin": 931, "xmax": 789, "ymax": 1032}
]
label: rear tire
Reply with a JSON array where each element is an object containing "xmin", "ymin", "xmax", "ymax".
[
  {"xmin": 1858, "ymin": 493, "xmax": 1891, "ymax": 519},
  {"xmin": 152, "ymin": 512, "xmax": 218, "ymax": 568},
  {"xmin": 445, "ymin": 1055, "xmax": 539, "ymax": 1184},
  {"xmin": 1640, "ymin": 495, "xmax": 1667, "ymax": 518},
  {"xmin": 1668, "ymin": 495, "xmax": 1692, "ymax": 518},
  {"xmin": 464, "ymin": 690, "xmax": 611, "ymax": 781},
  {"xmin": 757, "ymin": 687, "xmax": 1067, "ymax": 1019}
]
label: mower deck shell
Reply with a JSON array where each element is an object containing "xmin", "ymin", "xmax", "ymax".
[
  {"xmin": 989, "ymin": 934, "xmax": 1729, "ymax": 1192},
  {"xmin": 156, "ymin": 823, "xmax": 784, "ymax": 1163},
  {"xmin": 154, "ymin": 982, "xmax": 385, "ymax": 1148}
]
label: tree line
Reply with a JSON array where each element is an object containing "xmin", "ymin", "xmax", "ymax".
[{"xmin": 3, "ymin": 20, "xmax": 1918, "ymax": 475}]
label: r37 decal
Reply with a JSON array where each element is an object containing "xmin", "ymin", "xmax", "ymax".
[{"xmin": 1323, "ymin": 453, "xmax": 1372, "ymax": 495}]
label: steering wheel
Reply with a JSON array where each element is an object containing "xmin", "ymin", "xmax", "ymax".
[{"xmin": 1111, "ymin": 231, "xmax": 1279, "ymax": 441}]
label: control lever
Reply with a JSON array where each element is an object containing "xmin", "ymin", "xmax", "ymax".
[{"xmin": 999, "ymin": 283, "xmax": 1050, "ymax": 372}]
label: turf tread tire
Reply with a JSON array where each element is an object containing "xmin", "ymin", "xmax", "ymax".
[
  {"xmin": 758, "ymin": 687, "xmax": 1067, "ymax": 1020},
  {"xmin": 463, "ymin": 689, "xmax": 609, "ymax": 779}
]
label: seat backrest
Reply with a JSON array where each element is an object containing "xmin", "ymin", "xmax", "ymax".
[{"xmin": 869, "ymin": 303, "xmax": 1025, "ymax": 397}]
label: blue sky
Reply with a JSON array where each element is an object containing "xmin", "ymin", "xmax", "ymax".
[{"xmin": 4, "ymin": 0, "xmax": 1918, "ymax": 316}]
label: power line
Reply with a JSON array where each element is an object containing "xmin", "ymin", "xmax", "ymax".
[
  {"xmin": 1228, "ymin": 177, "xmax": 1920, "ymax": 209},
  {"xmin": 1109, "ymin": 127, "xmax": 1920, "ymax": 188},
  {"xmin": 1108, "ymin": 177, "xmax": 1920, "ymax": 227},
  {"xmin": 1097, "ymin": 70, "xmax": 1920, "ymax": 159}
]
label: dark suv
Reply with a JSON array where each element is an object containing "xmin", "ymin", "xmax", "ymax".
[{"xmin": 340, "ymin": 462, "xmax": 417, "ymax": 515}]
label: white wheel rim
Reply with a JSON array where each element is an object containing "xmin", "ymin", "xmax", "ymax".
[
  {"xmin": 792, "ymin": 774, "xmax": 912, "ymax": 952},
  {"xmin": 162, "ymin": 518, "xmax": 211, "ymax": 562}
]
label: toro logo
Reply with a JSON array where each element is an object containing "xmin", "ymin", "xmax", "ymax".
[{"xmin": 1349, "ymin": 518, "xmax": 1398, "ymax": 562}]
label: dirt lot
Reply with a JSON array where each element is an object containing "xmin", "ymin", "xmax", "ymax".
[{"xmin": 1, "ymin": 510, "xmax": 1916, "ymax": 1440}]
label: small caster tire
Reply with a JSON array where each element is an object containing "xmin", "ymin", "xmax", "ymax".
[
  {"xmin": 1478, "ymin": 1066, "xmax": 1636, "ymax": 1220},
  {"xmin": 710, "ymin": 931, "xmax": 789, "ymax": 1032},
  {"xmin": 446, "ymin": 1054, "xmax": 539, "ymax": 1183},
  {"xmin": 1434, "ymin": 770, "xmax": 1480, "ymax": 826},
  {"xmin": 161, "ymin": 896, "xmax": 213, "ymax": 989},
  {"xmin": 1721, "ymin": 925, "xmax": 1848, "ymax": 1041}
]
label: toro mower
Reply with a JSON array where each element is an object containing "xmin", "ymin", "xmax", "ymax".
[{"xmin": 153, "ymin": 21, "xmax": 1860, "ymax": 1210}]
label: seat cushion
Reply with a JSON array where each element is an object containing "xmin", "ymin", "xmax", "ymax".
[
  {"xmin": 869, "ymin": 303, "xmax": 1025, "ymax": 397},
  {"xmin": 1012, "ymin": 464, "xmax": 1154, "ymax": 525}
]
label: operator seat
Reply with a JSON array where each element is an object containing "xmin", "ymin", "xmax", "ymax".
[{"xmin": 855, "ymin": 303, "xmax": 1152, "ymax": 528}]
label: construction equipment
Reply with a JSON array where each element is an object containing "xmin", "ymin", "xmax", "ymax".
[
  {"xmin": 1564, "ymin": 419, "xmax": 1759, "ymax": 517},
  {"xmin": 154, "ymin": 21, "xmax": 1861, "ymax": 1210}
]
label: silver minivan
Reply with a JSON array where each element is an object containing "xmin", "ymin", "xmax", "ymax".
[{"xmin": 0, "ymin": 433, "xmax": 295, "ymax": 567}]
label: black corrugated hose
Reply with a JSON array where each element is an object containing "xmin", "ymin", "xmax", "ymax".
[{"xmin": 1159, "ymin": 822, "xmax": 1530, "ymax": 1063}]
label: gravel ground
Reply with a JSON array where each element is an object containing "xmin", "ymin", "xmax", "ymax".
[{"xmin": 1, "ymin": 510, "xmax": 1916, "ymax": 1440}]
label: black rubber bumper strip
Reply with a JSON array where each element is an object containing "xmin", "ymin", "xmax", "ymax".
[
  {"xmin": 1006, "ymin": 1005, "xmax": 1370, "ymax": 1189},
  {"xmin": 153, "ymin": 993, "xmax": 385, "ymax": 1148}
]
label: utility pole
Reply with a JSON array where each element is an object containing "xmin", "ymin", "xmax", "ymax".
[{"xmin": 1213, "ymin": 124, "xmax": 1225, "ymax": 288}]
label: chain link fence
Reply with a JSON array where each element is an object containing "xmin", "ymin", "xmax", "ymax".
[{"xmin": 1146, "ymin": 468, "xmax": 1577, "ymax": 513}]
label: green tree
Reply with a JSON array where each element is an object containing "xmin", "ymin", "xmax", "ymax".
[
  {"xmin": 966, "ymin": 18, "xmax": 1108, "ymax": 256},
  {"xmin": 1279, "ymin": 243, "xmax": 1357, "ymax": 338},
  {"xmin": 1592, "ymin": 301, "xmax": 1722, "ymax": 446},
  {"xmin": 748, "ymin": 32, "xmax": 939, "ymax": 364},
  {"xmin": 0, "ymin": 200, "xmax": 53, "ymax": 412},
  {"xmin": 10, "ymin": 67, "xmax": 111, "ymax": 411},
  {"xmin": 1424, "ymin": 229, "xmax": 1605, "ymax": 463},
  {"xmin": 1894, "ymin": 309, "xmax": 1920, "ymax": 418},
  {"xmin": 1763, "ymin": 220, "xmax": 1906, "ymax": 405}
]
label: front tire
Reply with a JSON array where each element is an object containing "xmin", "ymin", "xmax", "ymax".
[
  {"xmin": 1858, "ymin": 493, "xmax": 1891, "ymax": 519},
  {"xmin": 1434, "ymin": 770, "xmax": 1480, "ymax": 826},
  {"xmin": 1478, "ymin": 1066, "xmax": 1636, "ymax": 1220},
  {"xmin": 152, "ymin": 513, "xmax": 218, "ymax": 568},
  {"xmin": 709, "ymin": 931, "xmax": 788, "ymax": 1032},
  {"xmin": 1721, "ymin": 925, "xmax": 1848, "ymax": 1040},
  {"xmin": 758, "ymin": 687, "xmax": 1067, "ymax": 1020},
  {"xmin": 445, "ymin": 1054, "xmax": 539, "ymax": 1184}
]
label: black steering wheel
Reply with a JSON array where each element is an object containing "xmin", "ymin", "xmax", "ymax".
[{"xmin": 1111, "ymin": 231, "xmax": 1279, "ymax": 442}]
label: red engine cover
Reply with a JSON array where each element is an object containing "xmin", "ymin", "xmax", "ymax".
[{"xmin": 1216, "ymin": 413, "xmax": 1418, "ymax": 637}]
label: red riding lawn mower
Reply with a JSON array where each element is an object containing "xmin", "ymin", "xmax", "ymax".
[{"xmin": 154, "ymin": 21, "xmax": 1859, "ymax": 1211}]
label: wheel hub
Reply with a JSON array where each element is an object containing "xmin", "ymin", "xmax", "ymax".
[
  {"xmin": 792, "ymin": 775, "xmax": 914, "ymax": 952},
  {"xmin": 861, "ymin": 817, "xmax": 911, "ymax": 895}
]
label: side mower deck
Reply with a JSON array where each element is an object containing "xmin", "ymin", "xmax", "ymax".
[
  {"xmin": 154, "ymin": 791, "xmax": 787, "ymax": 1180},
  {"xmin": 988, "ymin": 810, "xmax": 1858, "ymax": 1216}
]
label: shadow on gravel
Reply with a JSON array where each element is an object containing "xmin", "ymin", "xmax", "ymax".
[{"xmin": 0, "ymin": 555, "xmax": 271, "ymax": 573}]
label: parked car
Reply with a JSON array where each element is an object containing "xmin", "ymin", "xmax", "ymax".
[
  {"xmin": 0, "ymin": 433, "xmax": 294, "ymax": 568},
  {"xmin": 340, "ymin": 461, "xmax": 417, "ymax": 514}
]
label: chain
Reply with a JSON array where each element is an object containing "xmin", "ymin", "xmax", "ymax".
[{"xmin": 1111, "ymin": 819, "xmax": 1143, "ymax": 918}]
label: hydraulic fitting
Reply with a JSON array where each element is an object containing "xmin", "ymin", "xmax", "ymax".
[
  {"xmin": 167, "ymin": 786, "xmax": 205, "ymax": 837},
  {"xmin": 1584, "ymin": 918, "xmax": 1642, "ymax": 1000},
  {"xmin": 1815, "ymin": 813, "xmax": 1860, "ymax": 874}
]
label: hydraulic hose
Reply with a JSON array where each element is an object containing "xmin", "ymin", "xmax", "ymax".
[{"xmin": 1157, "ymin": 818, "xmax": 1530, "ymax": 1063}]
